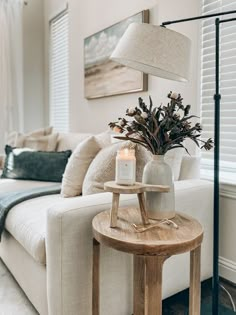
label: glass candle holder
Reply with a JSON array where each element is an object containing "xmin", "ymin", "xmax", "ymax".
[{"xmin": 115, "ymin": 149, "xmax": 136, "ymax": 185}]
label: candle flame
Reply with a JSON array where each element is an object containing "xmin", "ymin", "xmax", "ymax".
[{"xmin": 123, "ymin": 148, "xmax": 129, "ymax": 156}]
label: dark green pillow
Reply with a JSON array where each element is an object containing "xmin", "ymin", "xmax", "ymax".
[{"xmin": 1, "ymin": 146, "xmax": 72, "ymax": 182}]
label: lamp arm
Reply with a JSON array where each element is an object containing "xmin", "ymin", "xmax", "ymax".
[
  {"xmin": 162, "ymin": 9, "xmax": 236, "ymax": 26},
  {"xmin": 219, "ymin": 16, "xmax": 236, "ymax": 24}
]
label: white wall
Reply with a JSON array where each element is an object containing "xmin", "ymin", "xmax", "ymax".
[
  {"xmin": 43, "ymin": 0, "xmax": 201, "ymax": 157},
  {"xmin": 67, "ymin": 0, "xmax": 201, "ymax": 145},
  {"xmin": 23, "ymin": 0, "xmax": 45, "ymax": 132},
  {"xmin": 46, "ymin": 0, "xmax": 66, "ymax": 20}
]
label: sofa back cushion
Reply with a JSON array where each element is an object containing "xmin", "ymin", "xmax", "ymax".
[
  {"xmin": 56, "ymin": 130, "xmax": 113, "ymax": 152},
  {"xmin": 56, "ymin": 133, "xmax": 92, "ymax": 152},
  {"xmin": 179, "ymin": 155, "xmax": 200, "ymax": 180},
  {"xmin": 1, "ymin": 146, "xmax": 71, "ymax": 182}
]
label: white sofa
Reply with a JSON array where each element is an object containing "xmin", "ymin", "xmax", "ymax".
[{"xmin": 0, "ymin": 132, "xmax": 213, "ymax": 315}]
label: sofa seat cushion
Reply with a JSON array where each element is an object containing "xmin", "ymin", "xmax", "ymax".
[
  {"xmin": 0, "ymin": 178, "xmax": 57, "ymax": 193},
  {"xmin": 0, "ymin": 179, "xmax": 61, "ymax": 265}
]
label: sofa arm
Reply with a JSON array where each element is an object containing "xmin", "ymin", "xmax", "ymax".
[
  {"xmin": 46, "ymin": 179, "xmax": 213, "ymax": 315},
  {"xmin": 46, "ymin": 191, "xmax": 138, "ymax": 315},
  {"xmin": 164, "ymin": 179, "xmax": 214, "ymax": 297}
]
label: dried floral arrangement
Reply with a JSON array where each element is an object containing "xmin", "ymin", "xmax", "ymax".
[{"xmin": 109, "ymin": 92, "xmax": 213, "ymax": 155}]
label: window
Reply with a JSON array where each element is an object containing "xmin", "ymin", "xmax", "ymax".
[
  {"xmin": 201, "ymin": 0, "xmax": 236, "ymax": 184},
  {"xmin": 49, "ymin": 9, "xmax": 69, "ymax": 132}
]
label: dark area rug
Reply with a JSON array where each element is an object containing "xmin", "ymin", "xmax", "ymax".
[{"xmin": 163, "ymin": 278, "xmax": 236, "ymax": 315}]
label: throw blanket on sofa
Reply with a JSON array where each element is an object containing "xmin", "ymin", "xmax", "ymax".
[{"xmin": 0, "ymin": 184, "xmax": 61, "ymax": 240}]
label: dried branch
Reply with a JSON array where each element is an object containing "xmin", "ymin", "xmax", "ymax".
[{"xmin": 109, "ymin": 92, "xmax": 213, "ymax": 155}]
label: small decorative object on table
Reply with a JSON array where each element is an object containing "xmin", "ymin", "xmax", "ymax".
[
  {"xmin": 109, "ymin": 92, "xmax": 213, "ymax": 220},
  {"xmin": 115, "ymin": 148, "xmax": 136, "ymax": 185}
]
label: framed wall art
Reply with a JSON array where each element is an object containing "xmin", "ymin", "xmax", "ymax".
[{"xmin": 84, "ymin": 10, "xmax": 149, "ymax": 99}]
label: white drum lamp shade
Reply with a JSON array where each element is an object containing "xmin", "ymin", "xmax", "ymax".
[{"xmin": 110, "ymin": 23, "xmax": 191, "ymax": 82}]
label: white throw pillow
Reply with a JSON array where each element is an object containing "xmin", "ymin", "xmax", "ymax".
[
  {"xmin": 82, "ymin": 143, "xmax": 150, "ymax": 196},
  {"xmin": 61, "ymin": 136, "xmax": 101, "ymax": 197},
  {"xmin": 95, "ymin": 129, "xmax": 113, "ymax": 148}
]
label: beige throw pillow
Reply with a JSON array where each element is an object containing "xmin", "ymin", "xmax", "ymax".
[
  {"xmin": 31, "ymin": 126, "xmax": 53, "ymax": 136},
  {"xmin": 82, "ymin": 144, "xmax": 184, "ymax": 196},
  {"xmin": 82, "ymin": 143, "xmax": 150, "ymax": 195},
  {"xmin": 7, "ymin": 126, "xmax": 53, "ymax": 147},
  {"xmin": 61, "ymin": 136, "xmax": 101, "ymax": 197},
  {"xmin": 23, "ymin": 133, "xmax": 58, "ymax": 151},
  {"xmin": 95, "ymin": 129, "xmax": 113, "ymax": 148},
  {"xmin": 6, "ymin": 131, "xmax": 18, "ymax": 147}
]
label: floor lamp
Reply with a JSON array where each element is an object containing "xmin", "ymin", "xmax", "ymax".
[{"xmin": 111, "ymin": 9, "xmax": 236, "ymax": 314}]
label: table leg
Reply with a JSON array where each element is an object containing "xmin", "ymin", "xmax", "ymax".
[
  {"xmin": 92, "ymin": 238, "xmax": 100, "ymax": 315},
  {"xmin": 133, "ymin": 255, "xmax": 167, "ymax": 315},
  {"xmin": 133, "ymin": 255, "xmax": 145, "ymax": 315},
  {"xmin": 110, "ymin": 193, "xmax": 120, "ymax": 227},
  {"xmin": 145, "ymin": 256, "xmax": 166, "ymax": 315},
  {"xmin": 137, "ymin": 193, "xmax": 149, "ymax": 225},
  {"xmin": 189, "ymin": 245, "xmax": 201, "ymax": 315}
]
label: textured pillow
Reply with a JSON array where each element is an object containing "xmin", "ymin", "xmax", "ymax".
[
  {"xmin": 7, "ymin": 131, "xmax": 18, "ymax": 147},
  {"xmin": 95, "ymin": 129, "xmax": 113, "ymax": 148},
  {"xmin": 82, "ymin": 144, "xmax": 184, "ymax": 196},
  {"xmin": 61, "ymin": 136, "xmax": 101, "ymax": 197},
  {"xmin": 7, "ymin": 126, "xmax": 53, "ymax": 147},
  {"xmin": 23, "ymin": 133, "xmax": 58, "ymax": 151},
  {"xmin": 82, "ymin": 143, "xmax": 148, "ymax": 195},
  {"xmin": 1, "ymin": 145, "xmax": 71, "ymax": 182}
]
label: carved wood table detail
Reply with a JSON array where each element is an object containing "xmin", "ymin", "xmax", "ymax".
[
  {"xmin": 92, "ymin": 208, "xmax": 203, "ymax": 315},
  {"xmin": 104, "ymin": 181, "xmax": 170, "ymax": 228}
]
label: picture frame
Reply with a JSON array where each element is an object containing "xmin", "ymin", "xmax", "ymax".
[{"xmin": 84, "ymin": 10, "xmax": 149, "ymax": 99}]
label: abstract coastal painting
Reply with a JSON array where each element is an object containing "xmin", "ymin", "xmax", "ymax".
[{"xmin": 84, "ymin": 10, "xmax": 149, "ymax": 99}]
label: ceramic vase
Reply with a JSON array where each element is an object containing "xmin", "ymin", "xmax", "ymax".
[{"xmin": 142, "ymin": 154, "xmax": 175, "ymax": 220}]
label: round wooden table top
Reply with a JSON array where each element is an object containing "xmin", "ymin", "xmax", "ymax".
[{"xmin": 92, "ymin": 208, "xmax": 203, "ymax": 256}]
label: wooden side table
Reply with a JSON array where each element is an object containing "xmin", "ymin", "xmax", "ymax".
[{"xmin": 92, "ymin": 208, "xmax": 203, "ymax": 315}]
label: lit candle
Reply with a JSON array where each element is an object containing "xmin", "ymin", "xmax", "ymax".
[{"xmin": 115, "ymin": 149, "xmax": 136, "ymax": 185}]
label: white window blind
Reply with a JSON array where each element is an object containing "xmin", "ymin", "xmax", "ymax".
[
  {"xmin": 49, "ymin": 10, "xmax": 69, "ymax": 132},
  {"xmin": 201, "ymin": 0, "xmax": 236, "ymax": 182}
]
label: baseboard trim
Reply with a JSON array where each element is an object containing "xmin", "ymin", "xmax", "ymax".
[
  {"xmin": 219, "ymin": 256, "xmax": 236, "ymax": 283},
  {"xmin": 220, "ymin": 184, "xmax": 236, "ymax": 199}
]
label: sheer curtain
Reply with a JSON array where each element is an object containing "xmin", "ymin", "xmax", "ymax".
[{"xmin": 0, "ymin": 0, "xmax": 24, "ymax": 152}]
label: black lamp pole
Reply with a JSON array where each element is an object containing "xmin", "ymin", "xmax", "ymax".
[
  {"xmin": 213, "ymin": 17, "xmax": 221, "ymax": 315},
  {"xmin": 162, "ymin": 10, "xmax": 236, "ymax": 315},
  {"xmin": 213, "ymin": 16, "xmax": 236, "ymax": 314}
]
